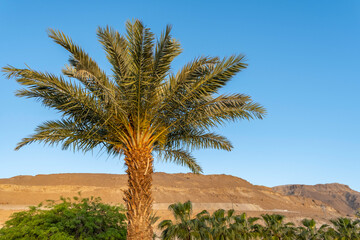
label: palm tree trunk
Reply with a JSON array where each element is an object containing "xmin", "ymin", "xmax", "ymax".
[{"xmin": 124, "ymin": 146, "xmax": 154, "ymax": 240}]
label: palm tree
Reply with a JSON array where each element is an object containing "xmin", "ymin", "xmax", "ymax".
[
  {"xmin": 3, "ymin": 20, "xmax": 265, "ymax": 239},
  {"xmin": 259, "ymin": 214, "xmax": 296, "ymax": 240},
  {"xmin": 207, "ymin": 209, "xmax": 236, "ymax": 239},
  {"xmin": 330, "ymin": 217, "xmax": 360, "ymax": 239},
  {"xmin": 229, "ymin": 213, "xmax": 260, "ymax": 240},
  {"xmin": 158, "ymin": 201, "xmax": 207, "ymax": 240},
  {"xmin": 297, "ymin": 218, "xmax": 329, "ymax": 240}
]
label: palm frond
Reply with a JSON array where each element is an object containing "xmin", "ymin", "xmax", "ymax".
[
  {"xmin": 153, "ymin": 25, "xmax": 182, "ymax": 81},
  {"xmin": 48, "ymin": 28, "xmax": 121, "ymax": 111},
  {"xmin": 153, "ymin": 56, "xmax": 219, "ymax": 125},
  {"xmin": 189, "ymin": 94, "xmax": 266, "ymax": 129},
  {"xmin": 166, "ymin": 129, "xmax": 233, "ymax": 151},
  {"xmin": 97, "ymin": 26, "xmax": 129, "ymax": 87},
  {"xmin": 155, "ymin": 148, "xmax": 202, "ymax": 173},
  {"xmin": 163, "ymin": 56, "xmax": 219, "ymax": 101},
  {"xmin": 47, "ymin": 29, "xmax": 109, "ymax": 91},
  {"xmin": 180, "ymin": 55, "xmax": 248, "ymax": 103},
  {"xmin": 15, "ymin": 119, "xmax": 113, "ymax": 152},
  {"xmin": 124, "ymin": 20, "xmax": 156, "ymax": 129},
  {"xmin": 3, "ymin": 66, "xmax": 108, "ymax": 123}
]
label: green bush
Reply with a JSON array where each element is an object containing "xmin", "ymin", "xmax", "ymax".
[{"xmin": 0, "ymin": 195, "xmax": 127, "ymax": 240}]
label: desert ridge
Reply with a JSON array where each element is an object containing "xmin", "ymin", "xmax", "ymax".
[
  {"xmin": 273, "ymin": 183, "xmax": 360, "ymax": 216},
  {"xmin": 0, "ymin": 172, "xmax": 349, "ymax": 226}
]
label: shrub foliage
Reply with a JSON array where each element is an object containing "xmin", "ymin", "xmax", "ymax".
[{"xmin": 0, "ymin": 196, "xmax": 127, "ymax": 240}]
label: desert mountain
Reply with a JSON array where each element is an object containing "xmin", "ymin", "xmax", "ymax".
[
  {"xmin": 0, "ymin": 173, "xmax": 342, "ymax": 226},
  {"xmin": 273, "ymin": 183, "xmax": 360, "ymax": 216}
]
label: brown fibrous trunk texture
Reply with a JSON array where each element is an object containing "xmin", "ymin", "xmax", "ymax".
[{"xmin": 124, "ymin": 146, "xmax": 154, "ymax": 240}]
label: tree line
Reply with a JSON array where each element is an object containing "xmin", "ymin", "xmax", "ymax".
[
  {"xmin": 1, "ymin": 197, "xmax": 359, "ymax": 239},
  {"xmin": 158, "ymin": 201, "xmax": 360, "ymax": 240}
]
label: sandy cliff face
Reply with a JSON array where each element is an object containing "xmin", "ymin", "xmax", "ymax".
[
  {"xmin": 273, "ymin": 183, "xmax": 360, "ymax": 216},
  {"xmin": 0, "ymin": 173, "xmax": 343, "ymax": 226}
]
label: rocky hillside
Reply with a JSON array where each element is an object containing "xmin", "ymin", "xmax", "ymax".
[
  {"xmin": 273, "ymin": 183, "xmax": 360, "ymax": 216},
  {"xmin": 0, "ymin": 173, "xmax": 343, "ymax": 226}
]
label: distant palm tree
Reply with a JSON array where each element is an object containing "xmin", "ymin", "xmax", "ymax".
[
  {"xmin": 3, "ymin": 20, "xmax": 265, "ymax": 239},
  {"xmin": 259, "ymin": 214, "xmax": 296, "ymax": 240},
  {"xmin": 330, "ymin": 217, "xmax": 360, "ymax": 239},
  {"xmin": 197, "ymin": 209, "xmax": 260, "ymax": 240},
  {"xmin": 207, "ymin": 209, "xmax": 236, "ymax": 239},
  {"xmin": 158, "ymin": 201, "xmax": 207, "ymax": 240},
  {"xmin": 229, "ymin": 213, "xmax": 260, "ymax": 240},
  {"xmin": 297, "ymin": 218, "xmax": 329, "ymax": 240}
]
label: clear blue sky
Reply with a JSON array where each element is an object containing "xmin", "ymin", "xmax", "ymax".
[{"xmin": 1, "ymin": 1, "xmax": 359, "ymax": 190}]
